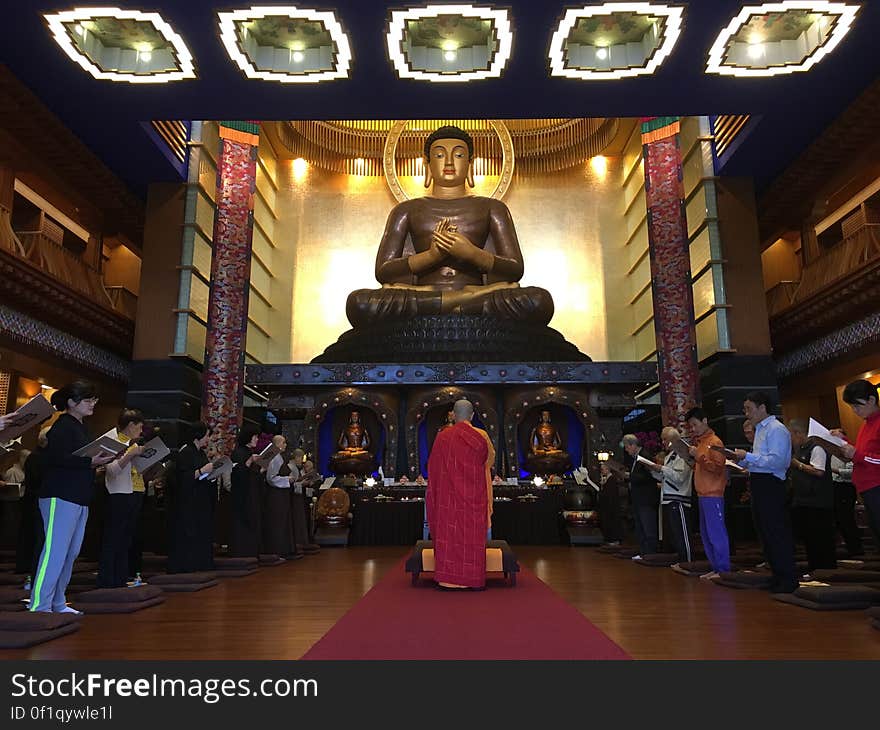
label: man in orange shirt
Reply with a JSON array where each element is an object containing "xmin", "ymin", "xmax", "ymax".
[{"xmin": 686, "ymin": 407, "xmax": 730, "ymax": 579}]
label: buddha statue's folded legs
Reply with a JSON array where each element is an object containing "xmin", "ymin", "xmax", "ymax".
[{"xmin": 346, "ymin": 283, "xmax": 554, "ymax": 329}]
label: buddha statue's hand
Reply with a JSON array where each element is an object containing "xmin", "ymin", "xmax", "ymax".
[{"xmin": 432, "ymin": 221, "xmax": 493, "ymax": 272}]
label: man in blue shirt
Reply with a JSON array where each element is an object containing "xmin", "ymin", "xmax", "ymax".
[{"xmin": 732, "ymin": 391, "xmax": 797, "ymax": 593}]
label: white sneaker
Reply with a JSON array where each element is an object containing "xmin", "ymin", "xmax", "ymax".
[
  {"xmin": 54, "ymin": 606, "xmax": 83, "ymax": 615},
  {"xmin": 699, "ymin": 571, "xmax": 720, "ymax": 581},
  {"xmin": 631, "ymin": 554, "xmax": 643, "ymax": 561},
  {"xmin": 757, "ymin": 562, "xmax": 768, "ymax": 569}
]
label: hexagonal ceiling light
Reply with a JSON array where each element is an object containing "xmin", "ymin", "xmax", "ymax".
[
  {"xmin": 548, "ymin": 3, "xmax": 685, "ymax": 80},
  {"xmin": 706, "ymin": 1, "xmax": 860, "ymax": 77},
  {"xmin": 218, "ymin": 6, "xmax": 352, "ymax": 83},
  {"xmin": 44, "ymin": 7, "xmax": 196, "ymax": 83},
  {"xmin": 386, "ymin": 4, "xmax": 513, "ymax": 83}
]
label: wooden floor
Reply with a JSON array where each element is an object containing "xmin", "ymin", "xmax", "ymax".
[{"xmin": 5, "ymin": 546, "xmax": 880, "ymax": 660}]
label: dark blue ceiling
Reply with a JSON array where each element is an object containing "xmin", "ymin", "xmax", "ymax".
[{"xmin": 3, "ymin": 1, "xmax": 879, "ymax": 197}]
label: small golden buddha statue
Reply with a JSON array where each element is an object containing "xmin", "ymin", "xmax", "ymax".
[
  {"xmin": 345, "ymin": 125, "xmax": 554, "ymax": 328},
  {"xmin": 530, "ymin": 410, "xmax": 563, "ymax": 455},
  {"xmin": 329, "ymin": 410, "xmax": 376, "ymax": 476},
  {"xmin": 525, "ymin": 410, "xmax": 572, "ymax": 477},
  {"xmin": 337, "ymin": 410, "xmax": 370, "ymax": 454}
]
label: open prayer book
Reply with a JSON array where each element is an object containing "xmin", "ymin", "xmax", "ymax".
[
  {"xmin": 253, "ymin": 442, "xmax": 280, "ymax": 468},
  {"xmin": 573, "ymin": 467, "xmax": 600, "ymax": 492},
  {"xmin": 808, "ymin": 418, "xmax": 846, "ymax": 447},
  {"xmin": 199, "ymin": 456, "xmax": 233, "ymax": 482},
  {"xmin": 635, "ymin": 453, "xmax": 657, "ymax": 469},
  {"xmin": 72, "ymin": 433, "xmax": 127, "ymax": 459},
  {"xmin": 709, "ymin": 444, "xmax": 740, "ymax": 460},
  {"xmin": 131, "ymin": 436, "xmax": 170, "ymax": 474},
  {"xmin": 725, "ymin": 459, "xmax": 747, "ymax": 473},
  {"xmin": 0, "ymin": 394, "xmax": 54, "ymax": 443},
  {"xmin": 669, "ymin": 437, "xmax": 695, "ymax": 465}
]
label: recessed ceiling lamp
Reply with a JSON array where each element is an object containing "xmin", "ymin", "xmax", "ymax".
[
  {"xmin": 218, "ymin": 6, "xmax": 352, "ymax": 83},
  {"xmin": 706, "ymin": 1, "xmax": 860, "ymax": 77},
  {"xmin": 386, "ymin": 4, "xmax": 514, "ymax": 83},
  {"xmin": 548, "ymin": 3, "xmax": 685, "ymax": 80},
  {"xmin": 44, "ymin": 8, "xmax": 195, "ymax": 83}
]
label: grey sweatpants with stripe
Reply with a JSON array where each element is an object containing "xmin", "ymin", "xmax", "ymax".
[{"xmin": 29, "ymin": 497, "xmax": 88, "ymax": 612}]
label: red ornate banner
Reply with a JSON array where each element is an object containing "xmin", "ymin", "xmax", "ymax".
[
  {"xmin": 642, "ymin": 126, "xmax": 701, "ymax": 427},
  {"xmin": 202, "ymin": 123, "xmax": 259, "ymax": 453}
]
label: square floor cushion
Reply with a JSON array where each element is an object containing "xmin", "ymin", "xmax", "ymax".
[
  {"xmin": 148, "ymin": 572, "xmax": 216, "ymax": 585},
  {"xmin": 634, "ymin": 553, "xmax": 679, "ymax": 567},
  {"xmin": 812, "ymin": 569, "xmax": 880, "ymax": 584},
  {"xmin": 0, "ymin": 611, "xmax": 81, "ymax": 631},
  {"xmin": 0, "ymin": 622, "xmax": 80, "ymax": 649},
  {"xmin": 773, "ymin": 584, "xmax": 880, "ymax": 610},
  {"xmin": 711, "ymin": 570, "xmax": 774, "ymax": 589},
  {"xmin": 73, "ymin": 596, "xmax": 166, "ymax": 614},
  {"xmin": 74, "ymin": 585, "xmax": 163, "ymax": 603},
  {"xmin": 214, "ymin": 556, "xmax": 259, "ymax": 569},
  {"xmin": 213, "ymin": 568, "xmax": 259, "ymax": 578}
]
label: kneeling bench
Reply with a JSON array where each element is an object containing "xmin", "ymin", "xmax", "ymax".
[{"xmin": 406, "ymin": 540, "xmax": 519, "ymax": 587}]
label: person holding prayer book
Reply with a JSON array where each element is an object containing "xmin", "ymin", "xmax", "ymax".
[
  {"xmin": 788, "ymin": 419, "xmax": 836, "ymax": 574},
  {"xmin": 29, "ymin": 382, "xmax": 116, "ymax": 613},
  {"xmin": 829, "ymin": 430, "xmax": 863, "ymax": 557},
  {"xmin": 263, "ymin": 434, "xmax": 298, "ymax": 559},
  {"xmin": 168, "ymin": 422, "xmax": 215, "ymax": 573},
  {"xmin": 230, "ymin": 425, "xmax": 262, "ymax": 558},
  {"xmin": 685, "ymin": 407, "xmax": 730, "ymax": 579},
  {"xmin": 839, "ymin": 379, "xmax": 880, "ymax": 553},
  {"xmin": 98, "ymin": 409, "xmax": 145, "ymax": 588},
  {"xmin": 645, "ymin": 427, "xmax": 694, "ymax": 564},
  {"xmin": 732, "ymin": 392, "xmax": 797, "ymax": 593},
  {"xmin": 623, "ymin": 434, "xmax": 659, "ymax": 559}
]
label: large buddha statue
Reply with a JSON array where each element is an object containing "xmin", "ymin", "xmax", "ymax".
[
  {"xmin": 345, "ymin": 125, "xmax": 554, "ymax": 329},
  {"xmin": 329, "ymin": 411, "xmax": 376, "ymax": 477},
  {"xmin": 524, "ymin": 410, "xmax": 572, "ymax": 477}
]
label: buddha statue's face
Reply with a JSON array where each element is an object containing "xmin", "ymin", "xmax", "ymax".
[
  {"xmin": 426, "ymin": 138, "xmax": 471, "ymax": 189},
  {"xmin": 350, "ymin": 411, "xmax": 360, "ymax": 424},
  {"xmin": 541, "ymin": 410, "xmax": 551, "ymax": 423}
]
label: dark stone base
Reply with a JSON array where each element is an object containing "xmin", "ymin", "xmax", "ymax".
[
  {"xmin": 126, "ymin": 359, "xmax": 204, "ymax": 447},
  {"xmin": 523, "ymin": 452, "xmax": 573, "ymax": 476},
  {"xmin": 312, "ymin": 315, "xmax": 590, "ymax": 363},
  {"xmin": 699, "ymin": 354, "xmax": 780, "ymax": 448},
  {"xmin": 328, "ymin": 454, "xmax": 377, "ymax": 477}
]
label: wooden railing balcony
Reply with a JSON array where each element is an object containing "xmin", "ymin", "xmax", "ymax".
[
  {"xmin": 106, "ymin": 286, "xmax": 139, "ymax": 320},
  {"xmin": 766, "ymin": 225, "xmax": 880, "ymax": 318},
  {"xmin": 17, "ymin": 230, "xmax": 113, "ymax": 308}
]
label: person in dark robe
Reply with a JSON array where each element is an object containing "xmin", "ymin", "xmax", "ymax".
[
  {"xmin": 16, "ymin": 427, "xmax": 49, "ymax": 583},
  {"xmin": 262, "ymin": 434, "xmax": 299, "ymax": 559},
  {"xmin": 598, "ymin": 461, "xmax": 624, "ymax": 546},
  {"xmin": 426, "ymin": 399, "xmax": 494, "ymax": 589},
  {"xmin": 168, "ymin": 422, "xmax": 215, "ymax": 573},
  {"xmin": 230, "ymin": 425, "xmax": 262, "ymax": 558}
]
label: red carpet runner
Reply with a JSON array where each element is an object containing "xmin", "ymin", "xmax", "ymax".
[{"xmin": 302, "ymin": 561, "xmax": 631, "ymax": 660}]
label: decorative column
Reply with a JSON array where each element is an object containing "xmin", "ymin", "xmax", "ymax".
[
  {"xmin": 641, "ymin": 116, "xmax": 701, "ymax": 427},
  {"xmin": 202, "ymin": 121, "xmax": 259, "ymax": 454}
]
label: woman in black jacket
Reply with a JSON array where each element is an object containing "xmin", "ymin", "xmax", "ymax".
[
  {"xmin": 168, "ymin": 422, "xmax": 215, "ymax": 573},
  {"xmin": 229, "ymin": 425, "xmax": 262, "ymax": 558},
  {"xmin": 29, "ymin": 382, "xmax": 115, "ymax": 613}
]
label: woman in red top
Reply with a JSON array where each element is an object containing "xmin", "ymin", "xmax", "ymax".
[{"xmin": 840, "ymin": 380, "xmax": 880, "ymax": 552}]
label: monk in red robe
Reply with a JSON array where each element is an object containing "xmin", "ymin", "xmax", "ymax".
[{"xmin": 427, "ymin": 399, "xmax": 495, "ymax": 589}]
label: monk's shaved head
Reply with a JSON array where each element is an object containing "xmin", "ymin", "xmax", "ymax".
[{"xmin": 452, "ymin": 399, "xmax": 474, "ymax": 423}]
